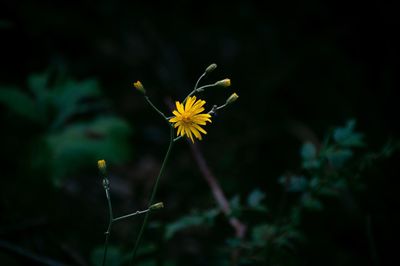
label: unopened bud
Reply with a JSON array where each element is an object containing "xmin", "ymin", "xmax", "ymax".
[
  {"xmin": 149, "ymin": 202, "xmax": 164, "ymax": 211},
  {"xmin": 226, "ymin": 93, "xmax": 239, "ymax": 105},
  {"xmin": 98, "ymin": 159, "xmax": 107, "ymax": 176},
  {"xmin": 215, "ymin": 78, "xmax": 231, "ymax": 87},
  {"xmin": 133, "ymin": 81, "xmax": 146, "ymax": 94},
  {"xmin": 205, "ymin": 63, "xmax": 217, "ymax": 74}
]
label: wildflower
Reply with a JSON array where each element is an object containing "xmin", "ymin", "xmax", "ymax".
[
  {"xmin": 215, "ymin": 78, "xmax": 231, "ymax": 87},
  {"xmin": 169, "ymin": 96, "xmax": 212, "ymax": 142},
  {"xmin": 133, "ymin": 81, "xmax": 146, "ymax": 94}
]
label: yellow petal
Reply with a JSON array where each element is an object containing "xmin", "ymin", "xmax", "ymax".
[
  {"xmin": 192, "ymin": 123, "xmax": 207, "ymax": 134},
  {"xmin": 176, "ymin": 101, "xmax": 184, "ymax": 114},
  {"xmin": 190, "ymin": 126, "xmax": 202, "ymax": 140},
  {"xmin": 169, "ymin": 116, "xmax": 180, "ymax": 123},
  {"xmin": 185, "ymin": 96, "xmax": 196, "ymax": 111}
]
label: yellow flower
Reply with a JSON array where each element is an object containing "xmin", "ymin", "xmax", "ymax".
[{"xmin": 169, "ymin": 96, "xmax": 212, "ymax": 143}]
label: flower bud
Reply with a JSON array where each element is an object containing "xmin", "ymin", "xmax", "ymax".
[
  {"xmin": 215, "ymin": 78, "xmax": 231, "ymax": 87},
  {"xmin": 226, "ymin": 93, "xmax": 239, "ymax": 105},
  {"xmin": 205, "ymin": 63, "xmax": 217, "ymax": 74},
  {"xmin": 98, "ymin": 159, "xmax": 107, "ymax": 175},
  {"xmin": 149, "ymin": 202, "xmax": 164, "ymax": 211},
  {"xmin": 133, "ymin": 81, "xmax": 146, "ymax": 94}
]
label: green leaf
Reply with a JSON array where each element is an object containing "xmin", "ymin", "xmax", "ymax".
[
  {"xmin": 52, "ymin": 78, "xmax": 101, "ymax": 110},
  {"xmin": 251, "ymin": 224, "xmax": 276, "ymax": 246},
  {"xmin": 301, "ymin": 193, "xmax": 323, "ymax": 211},
  {"xmin": 0, "ymin": 87, "xmax": 40, "ymax": 122},
  {"xmin": 247, "ymin": 189, "xmax": 266, "ymax": 208},
  {"xmin": 333, "ymin": 119, "xmax": 364, "ymax": 147},
  {"xmin": 325, "ymin": 148, "xmax": 353, "ymax": 168},
  {"xmin": 300, "ymin": 142, "xmax": 320, "ymax": 169},
  {"xmin": 278, "ymin": 175, "xmax": 308, "ymax": 192},
  {"xmin": 46, "ymin": 116, "xmax": 132, "ymax": 184},
  {"xmin": 164, "ymin": 209, "xmax": 219, "ymax": 240}
]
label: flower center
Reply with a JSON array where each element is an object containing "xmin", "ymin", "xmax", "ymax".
[{"xmin": 181, "ymin": 113, "xmax": 191, "ymax": 123}]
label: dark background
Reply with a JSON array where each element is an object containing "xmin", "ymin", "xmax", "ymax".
[{"xmin": 0, "ymin": 1, "xmax": 399, "ymax": 265}]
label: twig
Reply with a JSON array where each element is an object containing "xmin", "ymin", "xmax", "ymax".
[{"xmin": 189, "ymin": 142, "xmax": 247, "ymax": 238}]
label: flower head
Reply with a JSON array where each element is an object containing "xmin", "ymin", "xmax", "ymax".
[{"xmin": 169, "ymin": 96, "xmax": 212, "ymax": 143}]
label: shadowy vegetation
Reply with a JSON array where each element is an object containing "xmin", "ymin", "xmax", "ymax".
[{"xmin": 1, "ymin": 1, "xmax": 399, "ymax": 266}]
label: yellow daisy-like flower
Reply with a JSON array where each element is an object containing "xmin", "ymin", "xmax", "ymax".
[{"xmin": 169, "ymin": 96, "xmax": 212, "ymax": 143}]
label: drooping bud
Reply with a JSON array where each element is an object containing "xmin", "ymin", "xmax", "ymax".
[
  {"xmin": 149, "ymin": 202, "xmax": 164, "ymax": 211},
  {"xmin": 226, "ymin": 93, "xmax": 239, "ymax": 105},
  {"xmin": 205, "ymin": 63, "xmax": 217, "ymax": 74},
  {"xmin": 133, "ymin": 80, "xmax": 146, "ymax": 94},
  {"xmin": 215, "ymin": 78, "xmax": 231, "ymax": 87}
]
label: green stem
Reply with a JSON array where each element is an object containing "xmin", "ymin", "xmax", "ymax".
[
  {"xmin": 102, "ymin": 185, "xmax": 113, "ymax": 266},
  {"xmin": 129, "ymin": 125, "xmax": 174, "ymax": 265},
  {"xmin": 113, "ymin": 209, "xmax": 150, "ymax": 222},
  {"xmin": 145, "ymin": 96, "xmax": 168, "ymax": 120}
]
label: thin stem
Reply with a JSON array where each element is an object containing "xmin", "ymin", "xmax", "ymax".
[
  {"xmin": 130, "ymin": 125, "xmax": 174, "ymax": 265},
  {"xmin": 183, "ymin": 72, "xmax": 206, "ymax": 104},
  {"xmin": 102, "ymin": 184, "xmax": 114, "ymax": 266},
  {"xmin": 145, "ymin": 96, "xmax": 168, "ymax": 120},
  {"xmin": 113, "ymin": 209, "xmax": 150, "ymax": 222},
  {"xmin": 173, "ymin": 135, "xmax": 183, "ymax": 142}
]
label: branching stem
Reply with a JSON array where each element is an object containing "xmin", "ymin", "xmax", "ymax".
[{"xmin": 129, "ymin": 109, "xmax": 174, "ymax": 266}]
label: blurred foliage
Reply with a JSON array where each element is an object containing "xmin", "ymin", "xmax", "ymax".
[
  {"xmin": 0, "ymin": 1, "xmax": 399, "ymax": 265},
  {"xmin": 0, "ymin": 71, "xmax": 132, "ymax": 184},
  {"xmin": 152, "ymin": 120, "xmax": 398, "ymax": 266}
]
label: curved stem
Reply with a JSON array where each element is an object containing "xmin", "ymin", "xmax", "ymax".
[
  {"xmin": 129, "ymin": 125, "xmax": 174, "ymax": 265},
  {"xmin": 145, "ymin": 96, "xmax": 168, "ymax": 120}
]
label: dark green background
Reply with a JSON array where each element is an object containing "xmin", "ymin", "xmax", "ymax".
[{"xmin": 1, "ymin": 1, "xmax": 399, "ymax": 265}]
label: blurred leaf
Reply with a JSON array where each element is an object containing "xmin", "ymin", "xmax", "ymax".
[
  {"xmin": 252, "ymin": 224, "xmax": 276, "ymax": 246},
  {"xmin": 165, "ymin": 209, "xmax": 219, "ymax": 240},
  {"xmin": 274, "ymin": 226, "xmax": 303, "ymax": 250},
  {"xmin": 46, "ymin": 116, "xmax": 132, "ymax": 184},
  {"xmin": 278, "ymin": 175, "xmax": 308, "ymax": 192},
  {"xmin": 52, "ymin": 78, "xmax": 101, "ymax": 110},
  {"xmin": 300, "ymin": 142, "xmax": 320, "ymax": 169},
  {"xmin": 0, "ymin": 87, "xmax": 40, "ymax": 122},
  {"xmin": 247, "ymin": 189, "xmax": 266, "ymax": 208},
  {"xmin": 91, "ymin": 245, "xmax": 124, "ymax": 266},
  {"xmin": 28, "ymin": 72, "xmax": 50, "ymax": 99},
  {"xmin": 325, "ymin": 148, "xmax": 353, "ymax": 168},
  {"xmin": 301, "ymin": 193, "xmax": 323, "ymax": 211},
  {"xmin": 333, "ymin": 119, "xmax": 364, "ymax": 147}
]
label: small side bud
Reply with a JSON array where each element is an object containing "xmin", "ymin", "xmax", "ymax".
[
  {"xmin": 205, "ymin": 63, "xmax": 217, "ymax": 74},
  {"xmin": 149, "ymin": 202, "xmax": 164, "ymax": 211},
  {"xmin": 98, "ymin": 159, "xmax": 107, "ymax": 174},
  {"xmin": 226, "ymin": 93, "xmax": 239, "ymax": 105},
  {"xmin": 215, "ymin": 78, "xmax": 231, "ymax": 87},
  {"xmin": 133, "ymin": 81, "xmax": 146, "ymax": 94}
]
